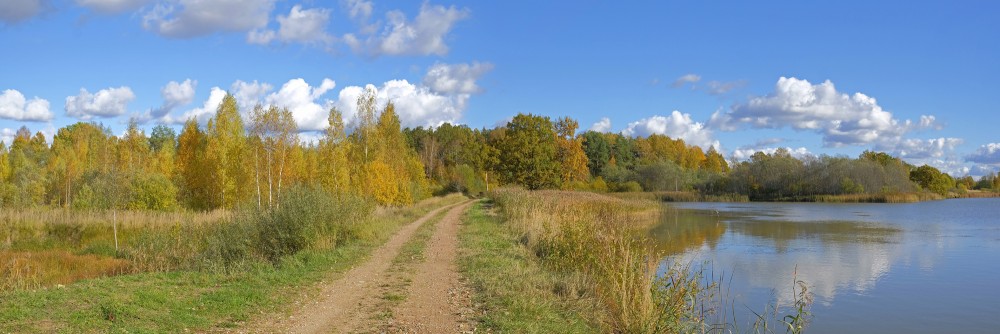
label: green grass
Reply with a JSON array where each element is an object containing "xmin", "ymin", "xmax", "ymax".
[
  {"xmin": 458, "ymin": 200, "xmax": 598, "ymax": 333},
  {"xmin": 0, "ymin": 194, "xmax": 467, "ymax": 333}
]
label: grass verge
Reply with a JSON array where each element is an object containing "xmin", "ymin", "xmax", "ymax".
[
  {"xmin": 0, "ymin": 194, "xmax": 466, "ymax": 333},
  {"xmin": 458, "ymin": 200, "xmax": 598, "ymax": 333}
]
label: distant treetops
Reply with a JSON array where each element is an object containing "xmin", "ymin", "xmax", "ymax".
[{"xmin": 0, "ymin": 94, "xmax": 992, "ymax": 210}]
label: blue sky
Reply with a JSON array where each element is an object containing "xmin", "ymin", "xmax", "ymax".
[{"xmin": 1, "ymin": 0, "xmax": 999, "ymax": 176}]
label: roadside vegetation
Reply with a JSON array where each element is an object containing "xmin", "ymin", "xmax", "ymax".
[
  {"xmin": 465, "ymin": 188, "xmax": 813, "ymax": 333},
  {"xmin": 0, "ymin": 193, "xmax": 465, "ymax": 332}
]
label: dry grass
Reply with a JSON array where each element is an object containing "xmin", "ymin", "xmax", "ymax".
[
  {"xmin": 490, "ymin": 188, "xmax": 709, "ymax": 333},
  {"xmin": 812, "ymin": 192, "xmax": 942, "ymax": 203},
  {"xmin": 0, "ymin": 250, "xmax": 131, "ymax": 291}
]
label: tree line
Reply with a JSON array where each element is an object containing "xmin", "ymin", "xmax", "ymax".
[
  {"xmin": 1, "ymin": 103, "xmax": 996, "ymax": 210},
  {"xmin": 0, "ymin": 87, "xmax": 426, "ymax": 211}
]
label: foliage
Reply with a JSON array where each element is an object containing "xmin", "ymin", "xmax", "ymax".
[{"xmin": 909, "ymin": 164, "xmax": 955, "ymax": 196}]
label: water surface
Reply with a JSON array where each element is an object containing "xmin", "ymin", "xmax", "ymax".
[{"xmin": 653, "ymin": 198, "xmax": 1000, "ymax": 333}]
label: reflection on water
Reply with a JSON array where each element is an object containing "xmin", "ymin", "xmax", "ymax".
[{"xmin": 653, "ymin": 199, "xmax": 1000, "ymax": 333}]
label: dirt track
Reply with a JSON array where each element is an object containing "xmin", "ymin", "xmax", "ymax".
[{"xmin": 233, "ymin": 199, "xmax": 474, "ymax": 334}]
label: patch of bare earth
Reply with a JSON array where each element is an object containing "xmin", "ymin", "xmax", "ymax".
[
  {"xmin": 378, "ymin": 200, "xmax": 478, "ymax": 334},
  {"xmin": 229, "ymin": 200, "xmax": 468, "ymax": 334}
]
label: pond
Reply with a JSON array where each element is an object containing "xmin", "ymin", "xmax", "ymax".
[{"xmin": 652, "ymin": 198, "xmax": 1000, "ymax": 333}]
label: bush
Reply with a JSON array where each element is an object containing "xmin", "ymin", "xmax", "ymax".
[{"xmin": 204, "ymin": 185, "xmax": 375, "ymax": 267}]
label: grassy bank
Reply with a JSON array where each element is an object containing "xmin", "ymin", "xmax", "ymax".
[
  {"xmin": 482, "ymin": 189, "xmax": 714, "ymax": 333},
  {"xmin": 0, "ymin": 193, "xmax": 466, "ymax": 332},
  {"xmin": 473, "ymin": 189, "xmax": 812, "ymax": 333},
  {"xmin": 458, "ymin": 200, "xmax": 598, "ymax": 333}
]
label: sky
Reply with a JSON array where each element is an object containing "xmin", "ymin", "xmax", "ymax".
[{"xmin": 1, "ymin": 0, "xmax": 999, "ymax": 176}]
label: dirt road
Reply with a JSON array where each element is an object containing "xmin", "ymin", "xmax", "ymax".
[{"xmin": 235, "ymin": 199, "xmax": 475, "ymax": 334}]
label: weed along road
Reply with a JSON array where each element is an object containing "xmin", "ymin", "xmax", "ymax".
[{"xmin": 235, "ymin": 199, "xmax": 475, "ymax": 334}]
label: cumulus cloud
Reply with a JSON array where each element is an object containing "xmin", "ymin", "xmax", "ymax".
[
  {"xmin": 248, "ymin": 5, "xmax": 333, "ymax": 46},
  {"xmin": 967, "ymin": 143, "xmax": 1000, "ymax": 165},
  {"xmin": 136, "ymin": 79, "xmax": 197, "ymax": 123},
  {"xmin": 0, "ymin": 89, "xmax": 52, "ymax": 122},
  {"xmin": 0, "ymin": 0, "xmax": 46, "ymax": 24},
  {"xmin": 710, "ymin": 77, "xmax": 928, "ymax": 147},
  {"xmin": 344, "ymin": 0, "xmax": 373, "ymax": 22},
  {"xmin": 590, "ymin": 117, "xmax": 612, "ymax": 132},
  {"xmin": 423, "ymin": 62, "xmax": 493, "ymax": 95},
  {"xmin": 343, "ymin": 2, "xmax": 469, "ymax": 56},
  {"xmin": 622, "ymin": 111, "xmax": 718, "ymax": 149},
  {"xmin": 891, "ymin": 137, "xmax": 963, "ymax": 160},
  {"xmin": 730, "ymin": 146, "xmax": 813, "ymax": 161},
  {"xmin": 167, "ymin": 86, "xmax": 227, "ymax": 124},
  {"xmin": 142, "ymin": 0, "xmax": 274, "ymax": 38},
  {"xmin": 65, "ymin": 86, "xmax": 135, "ymax": 120},
  {"xmin": 230, "ymin": 80, "xmax": 273, "ymax": 113},
  {"xmin": 334, "ymin": 80, "xmax": 466, "ymax": 129},
  {"xmin": 265, "ymin": 78, "xmax": 337, "ymax": 131},
  {"xmin": 671, "ymin": 74, "xmax": 701, "ymax": 88},
  {"xmin": 76, "ymin": 0, "xmax": 150, "ymax": 14}
]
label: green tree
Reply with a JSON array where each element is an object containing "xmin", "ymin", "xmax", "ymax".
[
  {"xmin": 495, "ymin": 113, "xmax": 560, "ymax": 189},
  {"xmin": 581, "ymin": 131, "xmax": 611, "ymax": 176},
  {"xmin": 910, "ymin": 164, "xmax": 954, "ymax": 196}
]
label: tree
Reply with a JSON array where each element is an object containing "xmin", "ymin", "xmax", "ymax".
[
  {"xmin": 319, "ymin": 107, "xmax": 351, "ymax": 195},
  {"xmin": 249, "ymin": 105, "xmax": 298, "ymax": 208},
  {"xmin": 149, "ymin": 124, "xmax": 177, "ymax": 179},
  {"xmin": 701, "ymin": 146, "xmax": 728, "ymax": 173},
  {"xmin": 910, "ymin": 164, "xmax": 954, "ymax": 196},
  {"xmin": 495, "ymin": 113, "xmax": 560, "ymax": 189},
  {"xmin": 581, "ymin": 131, "xmax": 610, "ymax": 176},
  {"xmin": 554, "ymin": 117, "xmax": 590, "ymax": 188},
  {"xmin": 176, "ymin": 118, "xmax": 214, "ymax": 210},
  {"xmin": 206, "ymin": 94, "xmax": 249, "ymax": 208}
]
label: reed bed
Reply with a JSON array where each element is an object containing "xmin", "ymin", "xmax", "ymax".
[
  {"xmin": 812, "ymin": 192, "xmax": 942, "ymax": 203},
  {"xmin": 491, "ymin": 188, "xmax": 712, "ymax": 333}
]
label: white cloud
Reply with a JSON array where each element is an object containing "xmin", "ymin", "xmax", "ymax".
[
  {"xmin": 891, "ymin": 137, "xmax": 963, "ymax": 160},
  {"xmin": 142, "ymin": 0, "xmax": 274, "ymax": 38},
  {"xmin": 971, "ymin": 164, "xmax": 998, "ymax": 177},
  {"xmin": 334, "ymin": 80, "xmax": 466, "ymax": 129},
  {"xmin": 423, "ymin": 62, "xmax": 493, "ymax": 95},
  {"xmin": 705, "ymin": 80, "xmax": 747, "ymax": 95},
  {"xmin": 590, "ymin": 117, "xmax": 611, "ymax": 132},
  {"xmin": 76, "ymin": 0, "xmax": 150, "ymax": 14},
  {"xmin": 918, "ymin": 115, "xmax": 942, "ymax": 130},
  {"xmin": 135, "ymin": 79, "xmax": 197, "ymax": 123},
  {"xmin": 65, "ymin": 86, "xmax": 135, "ymax": 120},
  {"xmin": 967, "ymin": 143, "xmax": 1000, "ymax": 165},
  {"xmin": 344, "ymin": 2, "xmax": 469, "ymax": 56},
  {"xmin": 671, "ymin": 74, "xmax": 701, "ymax": 88},
  {"xmin": 731, "ymin": 147, "xmax": 813, "ymax": 161},
  {"xmin": 248, "ymin": 5, "xmax": 333, "ymax": 46},
  {"xmin": 922, "ymin": 159, "xmax": 971, "ymax": 177},
  {"xmin": 0, "ymin": 89, "xmax": 52, "ymax": 122},
  {"xmin": 344, "ymin": 0, "xmax": 373, "ymax": 22},
  {"xmin": 230, "ymin": 79, "xmax": 273, "ymax": 113},
  {"xmin": 265, "ymin": 78, "xmax": 337, "ymax": 131},
  {"xmin": 0, "ymin": 0, "xmax": 45, "ymax": 24},
  {"xmin": 711, "ymin": 77, "xmax": 927, "ymax": 147},
  {"xmin": 167, "ymin": 86, "xmax": 227, "ymax": 125},
  {"xmin": 622, "ymin": 111, "xmax": 718, "ymax": 149}
]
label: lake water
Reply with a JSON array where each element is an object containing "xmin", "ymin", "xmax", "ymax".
[{"xmin": 652, "ymin": 198, "xmax": 1000, "ymax": 333}]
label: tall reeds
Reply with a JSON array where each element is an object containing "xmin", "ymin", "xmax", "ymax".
[{"xmin": 491, "ymin": 188, "xmax": 709, "ymax": 332}]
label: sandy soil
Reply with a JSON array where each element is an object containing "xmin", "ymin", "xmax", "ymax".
[
  {"xmin": 381, "ymin": 200, "xmax": 477, "ymax": 333},
  {"xmin": 230, "ymin": 199, "xmax": 474, "ymax": 334}
]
